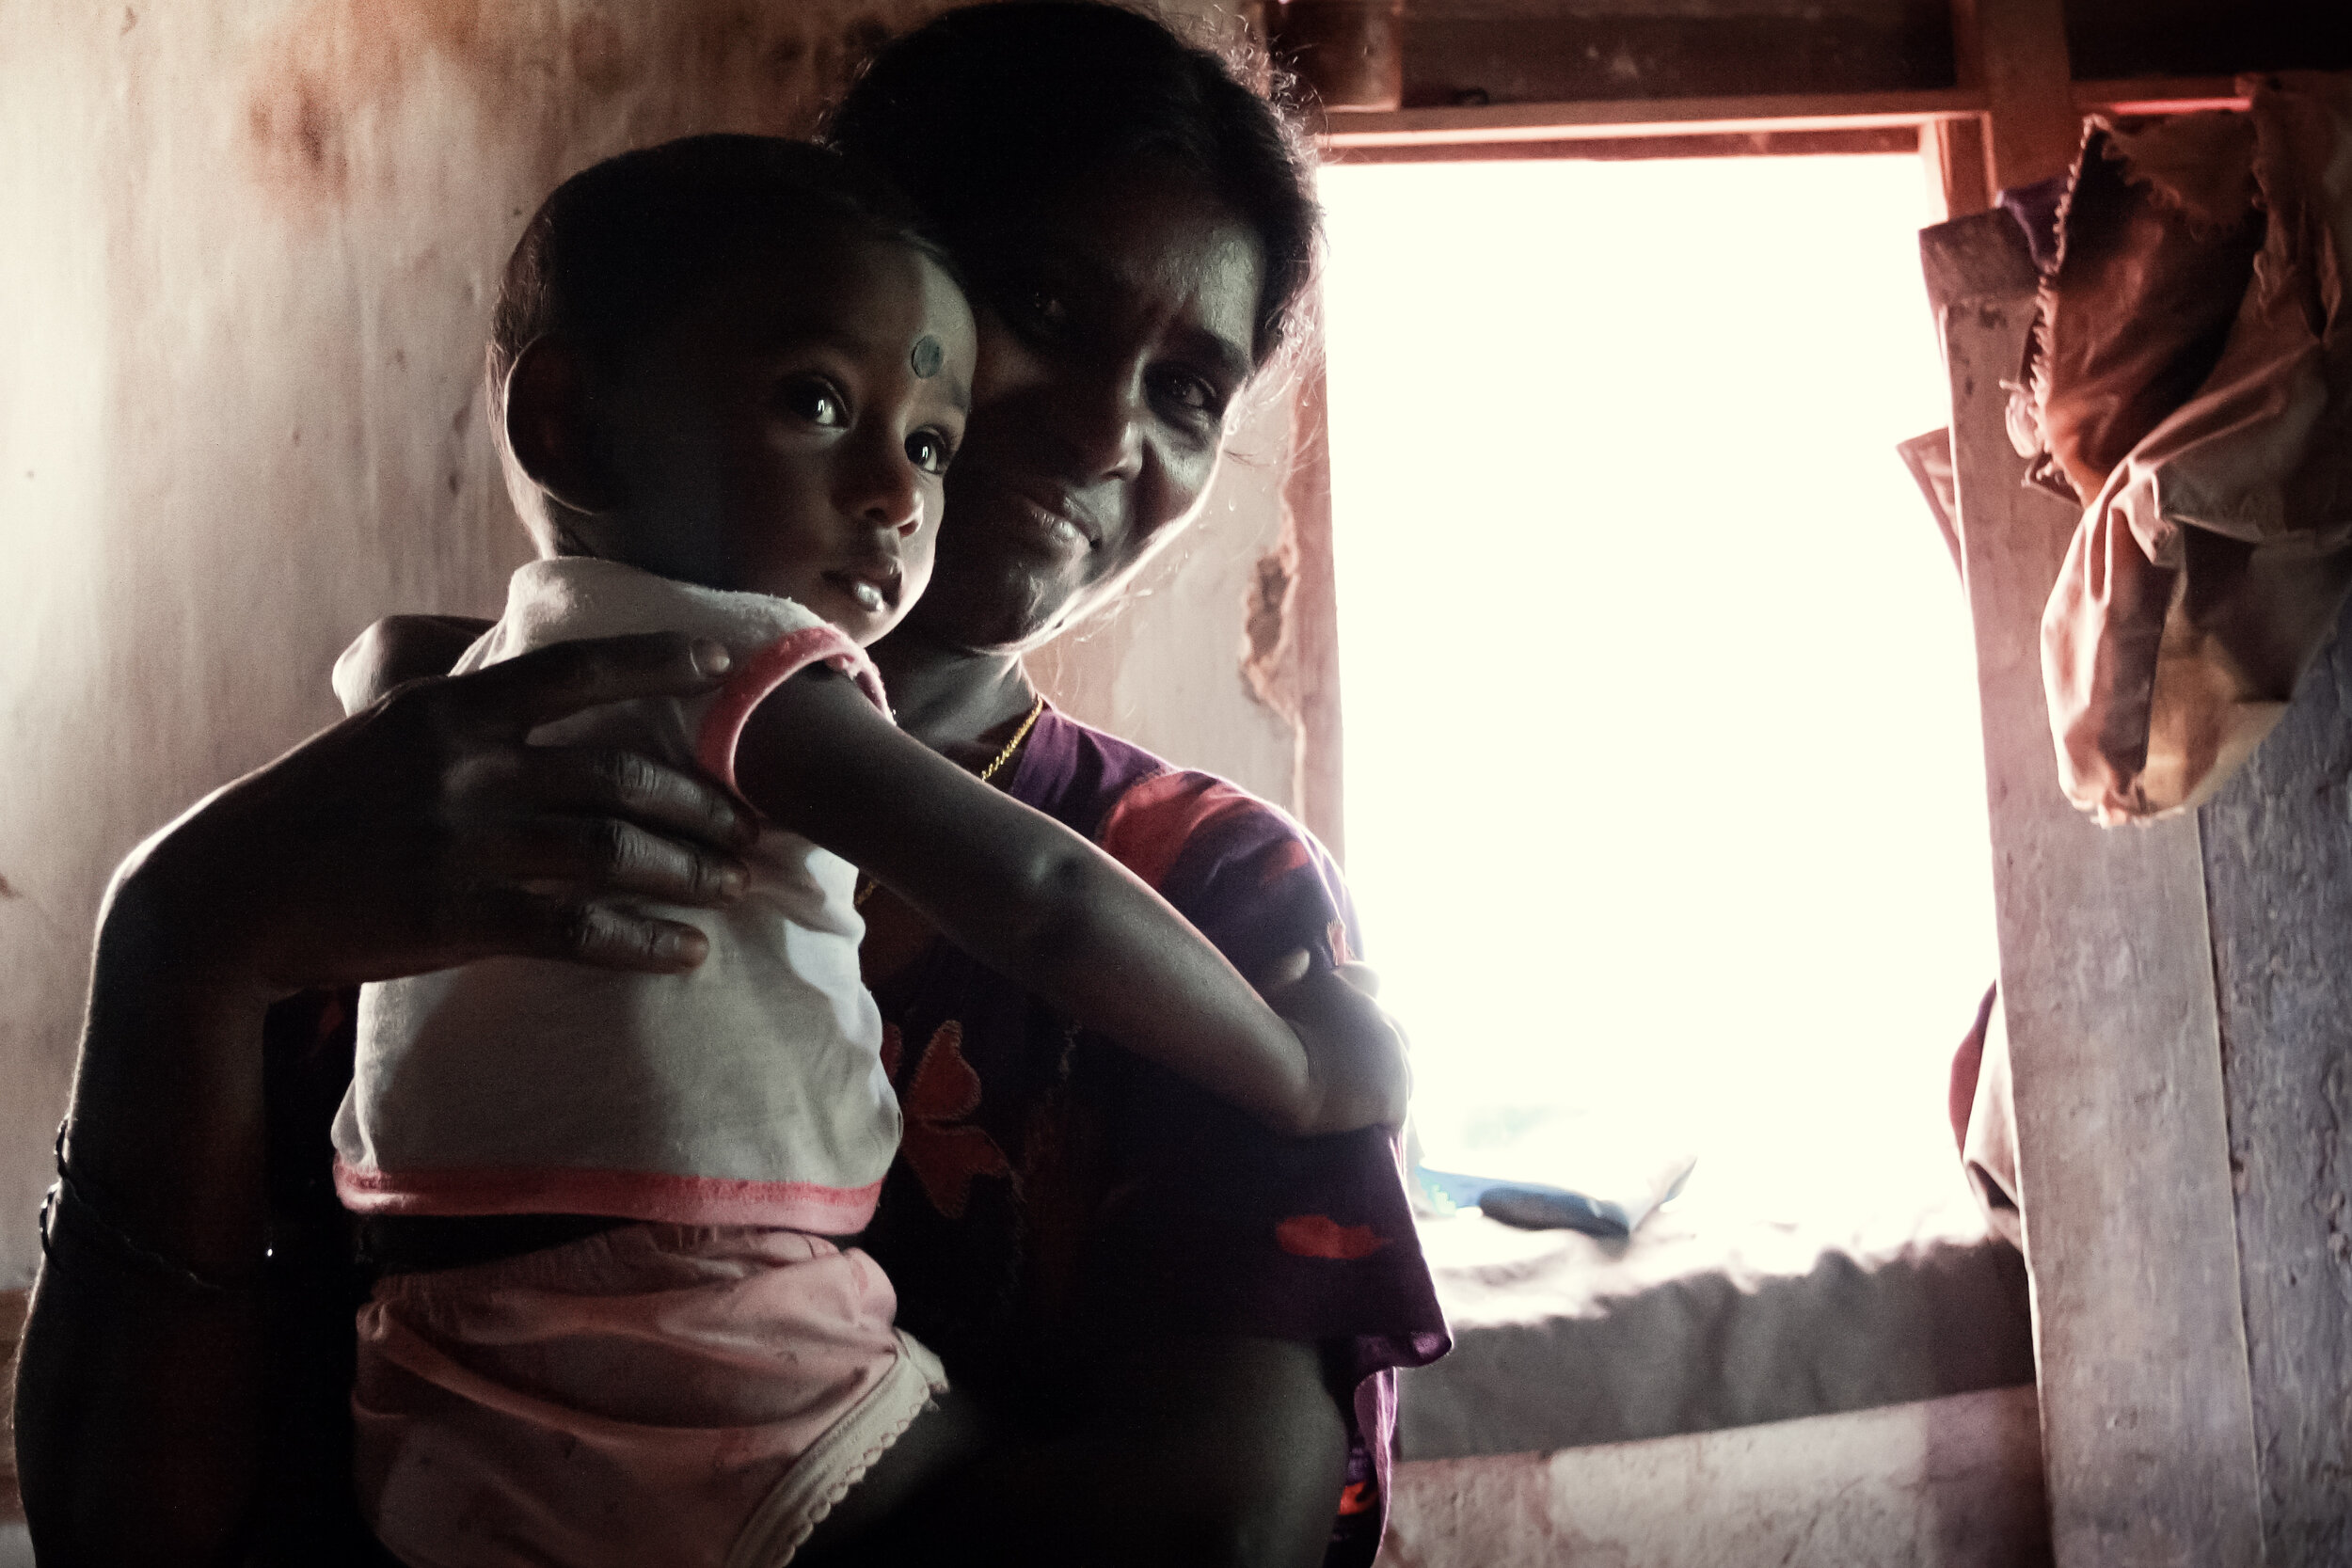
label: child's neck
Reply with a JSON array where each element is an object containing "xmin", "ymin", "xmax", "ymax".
[{"xmin": 869, "ymin": 626, "xmax": 1040, "ymax": 768}]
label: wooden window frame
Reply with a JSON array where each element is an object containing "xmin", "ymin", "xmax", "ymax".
[{"xmin": 1295, "ymin": 8, "xmax": 2277, "ymax": 1560}]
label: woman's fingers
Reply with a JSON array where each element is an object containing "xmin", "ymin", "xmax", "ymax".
[
  {"xmin": 477, "ymin": 813, "xmax": 748, "ymax": 908},
  {"xmin": 463, "ymin": 885, "xmax": 712, "ymax": 974},
  {"xmin": 498, "ymin": 745, "xmax": 757, "ymax": 855},
  {"xmin": 132, "ymin": 631, "xmax": 769, "ymax": 992},
  {"xmin": 447, "ymin": 632, "xmax": 735, "ymax": 736},
  {"xmin": 1258, "ymin": 960, "xmax": 1413, "ymax": 1130}
]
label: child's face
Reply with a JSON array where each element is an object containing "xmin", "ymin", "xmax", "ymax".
[{"xmin": 594, "ymin": 233, "xmax": 976, "ymax": 643}]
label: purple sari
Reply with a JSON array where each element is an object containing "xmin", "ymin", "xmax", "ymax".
[{"xmin": 861, "ymin": 706, "xmax": 1450, "ymax": 1564}]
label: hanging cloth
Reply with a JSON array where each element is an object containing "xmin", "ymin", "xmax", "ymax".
[{"xmin": 2029, "ymin": 74, "xmax": 2352, "ymax": 823}]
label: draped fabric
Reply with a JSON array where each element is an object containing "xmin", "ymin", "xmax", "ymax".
[
  {"xmin": 860, "ymin": 706, "xmax": 1448, "ymax": 1567},
  {"xmin": 2027, "ymin": 74, "xmax": 2352, "ymax": 823}
]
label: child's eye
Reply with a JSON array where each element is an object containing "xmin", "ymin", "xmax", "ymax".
[
  {"xmin": 780, "ymin": 376, "xmax": 847, "ymax": 427},
  {"xmin": 906, "ymin": 428, "xmax": 955, "ymax": 475}
]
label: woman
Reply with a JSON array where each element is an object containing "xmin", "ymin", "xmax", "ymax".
[{"xmin": 15, "ymin": 7, "xmax": 1445, "ymax": 1564}]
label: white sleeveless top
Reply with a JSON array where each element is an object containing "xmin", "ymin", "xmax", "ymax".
[{"xmin": 331, "ymin": 558, "xmax": 900, "ymax": 1233}]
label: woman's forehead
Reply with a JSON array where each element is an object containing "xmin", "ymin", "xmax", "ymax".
[{"xmin": 1003, "ymin": 168, "xmax": 1265, "ymax": 365}]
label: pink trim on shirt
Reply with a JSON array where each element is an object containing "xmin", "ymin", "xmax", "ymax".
[
  {"xmin": 695, "ymin": 626, "xmax": 890, "ymax": 792},
  {"xmin": 334, "ymin": 1157, "xmax": 883, "ymax": 1233}
]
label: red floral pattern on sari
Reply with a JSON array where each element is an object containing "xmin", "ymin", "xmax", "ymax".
[
  {"xmin": 882, "ymin": 1021, "xmax": 1010, "ymax": 1220},
  {"xmin": 1275, "ymin": 1213, "xmax": 1392, "ymax": 1260}
]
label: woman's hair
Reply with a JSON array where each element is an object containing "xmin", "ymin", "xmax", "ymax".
[
  {"xmin": 487, "ymin": 134, "xmax": 949, "ymax": 404},
  {"xmin": 823, "ymin": 2, "xmax": 1318, "ymax": 367}
]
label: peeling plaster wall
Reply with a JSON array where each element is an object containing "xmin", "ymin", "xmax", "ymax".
[{"xmin": 0, "ymin": 0, "xmax": 1287, "ymax": 1287}]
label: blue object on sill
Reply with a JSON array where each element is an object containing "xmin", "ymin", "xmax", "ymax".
[
  {"xmin": 1410, "ymin": 1104, "xmax": 1696, "ymax": 1236},
  {"xmin": 1415, "ymin": 1161, "xmax": 1694, "ymax": 1237}
]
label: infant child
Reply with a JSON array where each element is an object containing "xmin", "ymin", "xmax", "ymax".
[{"xmin": 330, "ymin": 135, "xmax": 1404, "ymax": 1568}]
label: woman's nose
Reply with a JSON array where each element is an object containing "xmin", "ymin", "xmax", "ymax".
[{"xmin": 1048, "ymin": 362, "xmax": 1147, "ymax": 483}]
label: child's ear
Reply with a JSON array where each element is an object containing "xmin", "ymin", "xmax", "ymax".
[{"xmin": 503, "ymin": 337, "xmax": 621, "ymax": 514}]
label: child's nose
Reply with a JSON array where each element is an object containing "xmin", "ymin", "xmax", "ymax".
[{"xmin": 842, "ymin": 439, "xmax": 923, "ymax": 537}]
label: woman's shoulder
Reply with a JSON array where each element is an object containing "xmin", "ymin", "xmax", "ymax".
[
  {"xmin": 1019, "ymin": 708, "xmax": 1311, "ymax": 854},
  {"xmin": 1020, "ymin": 707, "xmax": 1356, "ymax": 972}
]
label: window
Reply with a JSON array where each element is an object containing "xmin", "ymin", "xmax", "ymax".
[{"xmin": 1320, "ymin": 154, "xmax": 1994, "ymax": 1222}]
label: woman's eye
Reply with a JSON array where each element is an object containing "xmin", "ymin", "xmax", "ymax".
[
  {"xmin": 1153, "ymin": 371, "xmax": 1225, "ymax": 421},
  {"xmin": 780, "ymin": 377, "xmax": 847, "ymax": 427},
  {"xmin": 1016, "ymin": 288, "xmax": 1071, "ymax": 338},
  {"xmin": 906, "ymin": 429, "xmax": 954, "ymax": 475}
]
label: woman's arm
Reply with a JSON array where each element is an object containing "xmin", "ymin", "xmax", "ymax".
[
  {"xmin": 737, "ymin": 670, "xmax": 1408, "ymax": 1137},
  {"xmin": 14, "ymin": 633, "xmax": 755, "ymax": 1566}
]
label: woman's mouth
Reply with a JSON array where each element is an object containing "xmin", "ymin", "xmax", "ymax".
[{"xmin": 996, "ymin": 483, "xmax": 1104, "ymax": 554}]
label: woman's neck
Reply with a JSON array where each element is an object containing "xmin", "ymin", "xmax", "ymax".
[{"xmin": 869, "ymin": 626, "xmax": 1040, "ymax": 763}]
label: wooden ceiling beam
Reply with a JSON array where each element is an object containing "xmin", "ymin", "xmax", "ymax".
[
  {"xmin": 1320, "ymin": 87, "xmax": 1987, "ymax": 150},
  {"xmin": 1317, "ymin": 79, "xmax": 2250, "ymax": 155}
]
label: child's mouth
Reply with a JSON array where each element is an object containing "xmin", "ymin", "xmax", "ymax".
[{"xmin": 827, "ymin": 568, "xmax": 899, "ymax": 614}]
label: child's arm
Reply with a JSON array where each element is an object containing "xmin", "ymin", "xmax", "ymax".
[{"xmin": 733, "ymin": 667, "xmax": 1405, "ymax": 1136}]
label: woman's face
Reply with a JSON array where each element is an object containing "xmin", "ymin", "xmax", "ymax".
[{"xmin": 903, "ymin": 163, "xmax": 1269, "ymax": 653}]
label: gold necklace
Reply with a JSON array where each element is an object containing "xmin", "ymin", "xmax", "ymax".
[{"xmin": 855, "ymin": 695, "xmax": 1047, "ymax": 910}]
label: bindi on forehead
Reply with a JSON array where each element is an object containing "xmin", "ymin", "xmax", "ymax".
[{"xmin": 911, "ymin": 336, "xmax": 945, "ymax": 378}]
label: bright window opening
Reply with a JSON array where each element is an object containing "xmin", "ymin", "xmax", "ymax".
[{"xmin": 1320, "ymin": 154, "xmax": 1995, "ymax": 1225}]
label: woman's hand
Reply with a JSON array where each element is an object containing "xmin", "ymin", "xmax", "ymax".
[
  {"xmin": 22, "ymin": 630, "xmax": 767, "ymax": 1568},
  {"xmin": 121, "ymin": 629, "xmax": 758, "ymax": 1002},
  {"xmin": 1253, "ymin": 953, "xmax": 1411, "ymax": 1134}
]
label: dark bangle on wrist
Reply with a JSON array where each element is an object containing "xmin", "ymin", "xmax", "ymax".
[{"xmin": 39, "ymin": 1120, "xmax": 262, "ymax": 1296}]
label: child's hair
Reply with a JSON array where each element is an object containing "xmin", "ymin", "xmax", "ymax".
[
  {"xmin": 487, "ymin": 135, "xmax": 948, "ymax": 419},
  {"xmin": 824, "ymin": 1, "xmax": 1319, "ymax": 369}
]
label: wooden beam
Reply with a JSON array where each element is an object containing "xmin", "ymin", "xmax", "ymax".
[
  {"xmin": 2074, "ymin": 76, "xmax": 2249, "ymax": 115},
  {"xmin": 1318, "ymin": 87, "xmax": 1985, "ymax": 150},
  {"xmin": 1925, "ymin": 212, "xmax": 2265, "ymax": 1568},
  {"xmin": 1331, "ymin": 125, "xmax": 1917, "ymax": 166},
  {"xmin": 1951, "ymin": 0, "xmax": 2079, "ymax": 192},
  {"xmin": 1316, "ymin": 78, "xmax": 2251, "ymax": 168}
]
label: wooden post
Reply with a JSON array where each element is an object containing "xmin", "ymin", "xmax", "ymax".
[
  {"xmin": 1925, "ymin": 212, "xmax": 2265, "ymax": 1568},
  {"xmin": 1922, "ymin": 115, "xmax": 1994, "ymax": 220},
  {"xmin": 2199, "ymin": 608, "xmax": 2352, "ymax": 1557},
  {"xmin": 1950, "ymin": 0, "xmax": 2079, "ymax": 196}
]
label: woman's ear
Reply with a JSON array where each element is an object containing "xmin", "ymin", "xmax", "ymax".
[{"xmin": 502, "ymin": 337, "xmax": 622, "ymax": 515}]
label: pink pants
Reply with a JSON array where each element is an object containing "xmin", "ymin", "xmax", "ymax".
[{"xmin": 354, "ymin": 1223, "xmax": 946, "ymax": 1568}]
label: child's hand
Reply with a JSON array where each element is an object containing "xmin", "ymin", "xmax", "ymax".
[{"xmin": 1253, "ymin": 953, "xmax": 1410, "ymax": 1135}]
